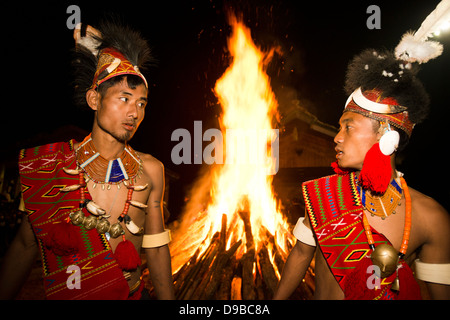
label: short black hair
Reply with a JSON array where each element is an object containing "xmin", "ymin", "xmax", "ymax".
[{"xmin": 97, "ymin": 75, "xmax": 147, "ymax": 98}]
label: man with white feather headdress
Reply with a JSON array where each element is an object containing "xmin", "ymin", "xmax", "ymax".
[{"xmin": 275, "ymin": 1, "xmax": 450, "ymax": 300}]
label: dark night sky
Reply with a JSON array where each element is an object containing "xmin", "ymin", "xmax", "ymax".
[{"xmin": 3, "ymin": 0, "xmax": 450, "ymax": 214}]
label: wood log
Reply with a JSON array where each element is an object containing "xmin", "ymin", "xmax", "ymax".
[
  {"xmin": 241, "ymin": 249, "xmax": 256, "ymax": 300},
  {"xmin": 257, "ymin": 246, "xmax": 278, "ymax": 298},
  {"xmin": 219, "ymin": 213, "xmax": 227, "ymax": 250},
  {"xmin": 176, "ymin": 232, "xmax": 219, "ymax": 299},
  {"xmin": 230, "ymin": 276, "xmax": 242, "ymax": 300},
  {"xmin": 215, "ymin": 256, "xmax": 237, "ymax": 300},
  {"xmin": 202, "ymin": 240, "xmax": 242, "ymax": 299},
  {"xmin": 190, "ymin": 214, "xmax": 230, "ymax": 299},
  {"xmin": 238, "ymin": 209, "xmax": 254, "ymax": 250},
  {"xmin": 173, "ymin": 245, "xmax": 201, "ymax": 292},
  {"xmin": 190, "ymin": 252, "xmax": 220, "ymax": 299},
  {"xmin": 183, "ymin": 241, "xmax": 220, "ymax": 299},
  {"xmin": 255, "ymin": 267, "xmax": 265, "ymax": 300}
]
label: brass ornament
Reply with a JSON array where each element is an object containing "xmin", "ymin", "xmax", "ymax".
[
  {"xmin": 96, "ymin": 218, "xmax": 111, "ymax": 234},
  {"xmin": 83, "ymin": 215, "xmax": 98, "ymax": 230},
  {"xmin": 391, "ymin": 274, "xmax": 400, "ymax": 291},
  {"xmin": 370, "ymin": 244, "xmax": 399, "ymax": 278},
  {"xmin": 109, "ymin": 222, "xmax": 125, "ymax": 238},
  {"xmin": 70, "ymin": 210, "xmax": 85, "ymax": 226}
]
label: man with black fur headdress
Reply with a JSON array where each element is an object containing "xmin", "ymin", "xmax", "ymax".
[
  {"xmin": 275, "ymin": 3, "xmax": 450, "ymax": 300},
  {"xmin": 0, "ymin": 21, "xmax": 175, "ymax": 300}
]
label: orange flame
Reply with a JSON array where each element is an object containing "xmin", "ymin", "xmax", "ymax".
[{"xmin": 170, "ymin": 15, "xmax": 294, "ymax": 278}]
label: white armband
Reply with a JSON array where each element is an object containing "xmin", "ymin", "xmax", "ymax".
[
  {"xmin": 414, "ymin": 259, "xmax": 450, "ymax": 285},
  {"xmin": 142, "ymin": 229, "xmax": 171, "ymax": 248},
  {"xmin": 293, "ymin": 217, "xmax": 316, "ymax": 247}
]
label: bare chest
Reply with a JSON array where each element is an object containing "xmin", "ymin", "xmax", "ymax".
[{"xmin": 85, "ymin": 176, "xmax": 151, "ymax": 251}]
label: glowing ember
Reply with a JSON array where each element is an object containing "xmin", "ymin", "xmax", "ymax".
[{"xmin": 168, "ymin": 15, "xmax": 300, "ymax": 299}]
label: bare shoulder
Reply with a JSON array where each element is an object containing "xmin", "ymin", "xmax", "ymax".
[
  {"xmin": 409, "ymin": 187, "xmax": 449, "ymax": 222},
  {"xmin": 136, "ymin": 151, "xmax": 164, "ymax": 177},
  {"xmin": 409, "ymin": 187, "xmax": 450, "ymax": 243}
]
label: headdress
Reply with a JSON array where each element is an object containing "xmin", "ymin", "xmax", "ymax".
[
  {"xmin": 338, "ymin": 0, "xmax": 450, "ymax": 193},
  {"xmin": 72, "ymin": 20, "xmax": 153, "ymax": 109},
  {"xmin": 344, "ymin": 50, "xmax": 428, "ymax": 137}
]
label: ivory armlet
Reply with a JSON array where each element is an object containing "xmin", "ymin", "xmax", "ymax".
[
  {"xmin": 414, "ymin": 259, "xmax": 450, "ymax": 285},
  {"xmin": 142, "ymin": 229, "xmax": 171, "ymax": 248},
  {"xmin": 293, "ymin": 217, "xmax": 316, "ymax": 247}
]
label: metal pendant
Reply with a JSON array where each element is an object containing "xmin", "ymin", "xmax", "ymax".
[
  {"xmin": 370, "ymin": 244, "xmax": 399, "ymax": 278},
  {"xmin": 83, "ymin": 215, "xmax": 98, "ymax": 230},
  {"xmin": 96, "ymin": 218, "xmax": 111, "ymax": 234},
  {"xmin": 109, "ymin": 222, "xmax": 125, "ymax": 238},
  {"xmin": 391, "ymin": 275, "xmax": 400, "ymax": 291},
  {"xmin": 70, "ymin": 210, "xmax": 85, "ymax": 226}
]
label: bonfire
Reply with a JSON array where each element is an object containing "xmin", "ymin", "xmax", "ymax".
[{"xmin": 165, "ymin": 15, "xmax": 314, "ymax": 300}]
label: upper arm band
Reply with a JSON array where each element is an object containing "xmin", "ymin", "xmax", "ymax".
[
  {"xmin": 293, "ymin": 217, "xmax": 316, "ymax": 247},
  {"xmin": 414, "ymin": 259, "xmax": 450, "ymax": 285},
  {"xmin": 142, "ymin": 229, "xmax": 171, "ymax": 248}
]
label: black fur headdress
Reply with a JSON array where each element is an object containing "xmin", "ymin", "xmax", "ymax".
[{"xmin": 344, "ymin": 49, "xmax": 430, "ymax": 125}]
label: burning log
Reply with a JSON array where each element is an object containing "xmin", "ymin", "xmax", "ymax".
[
  {"xmin": 170, "ymin": 202, "xmax": 317, "ymax": 300},
  {"xmin": 173, "ymin": 244, "xmax": 200, "ymax": 293},
  {"xmin": 257, "ymin": 246, "xmax": 278, "ymax": 298},
  {"xmin": 216, "ymin": 256, "xmax": 237, "ymax": 300},
  {"xmin": 175, "ymin": 232, "xmax": 220, "ymax": 299},
  {"xmin": 241, "ymin": 249, "xmax": 256, "ymax": 300},
  {"xmin": 230, "ymin": 276, "xmax": 242, "ymax": 300},
  {"xmin": 219, "ymin": 213, "xmax": 228, "ymax": 250},
  {"xmin": 203, "ymin": 240, "xmax": 242, "ymax": 299},
  {"xmin": 191, "ymin": 214, "xmax": 229, "ymax": 299},
  {"xmin": 174, "ymin": 214, "xmax": 244, "ymax": 300},
  {"xmin": 238, "ymin": 197, "xmax": 254, "ymax": 251},
  {"xmin": 170, "ymin": 208, "xmax": 316, "ymax": 300},
  {"xmin": 255, "ymin": 267, "xmax": 265, "ymax": 300}
]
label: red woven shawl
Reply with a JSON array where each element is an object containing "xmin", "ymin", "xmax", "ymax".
[
  {"xmin": 19, "ymin": 140, "xmax": 129, "ymax": 300},
  {"xmin": 302, "ymin": 172, "xmax": 420, "ymax": 300}
]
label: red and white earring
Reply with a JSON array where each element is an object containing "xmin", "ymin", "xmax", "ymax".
[{"xmin": 359, "ymin": 123, "xmax": 398, "ymax": 194}]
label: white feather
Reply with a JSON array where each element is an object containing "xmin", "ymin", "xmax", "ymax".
[
  {"xmin": 414, "ymin": 0, "xmax": 450, "ymax": 41},
  {"xmin": 395, "ymin": 0, "xmax": 450, "ymax": 63},
  {"xmin": 395, "ymin": 32, "xmax": 443, "ymax": 63},
  {"xmin": 74, "ymin": 24, "xmax": 102, "ymax": 56}
]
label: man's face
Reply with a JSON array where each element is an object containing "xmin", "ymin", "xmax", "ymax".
[
  {"xmin": 334, "ymin": 112, "xmax": 380, "ymax": 170},
  {"xmin": 95, "ymin": 79, "xmax": 148, "ymax": 142}
]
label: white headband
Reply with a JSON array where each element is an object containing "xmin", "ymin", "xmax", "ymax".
[{"xmin": 345, "ymin": 87, "xmax": 406, "ymax": 114}]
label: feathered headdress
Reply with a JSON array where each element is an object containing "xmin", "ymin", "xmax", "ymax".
[
  {"xmin": 72, "ymin": 19, "xmax": 153, "ymax": 109},
  {"xmin": 337, "ymin": 0, "xmax": 450, "ymax": 193},
  {"xmin": 395, "ymin": 0, "xmax": 450, "ymax": 63}
]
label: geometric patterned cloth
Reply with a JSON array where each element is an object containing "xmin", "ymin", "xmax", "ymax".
[
  {"xmin": 302, "ymin": 172, "xmax": 394, "ymax": 298},
  {"xmin": 19, "ymin": 140, "xmax": 129, "ymax": 299}
]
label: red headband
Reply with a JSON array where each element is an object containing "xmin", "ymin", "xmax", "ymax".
[
  {"xmin": 344, "ymin": 88, "xmax": 415, "ymax": 136},
  {"xmin": 91, "ymin": 48, "xmax": 148, "ymax": 90}
]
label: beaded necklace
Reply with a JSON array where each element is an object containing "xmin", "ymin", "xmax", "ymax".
[
  {"xmin": 65, "ymin": 135, "xmax": 149, "ymax": 239},
  {"xmin": 75, "ymin": 134, "xmax": 143, "ymax": 188},
  {"xmin": 358, "ymin": 178, "xmax": 402, "ymax": 219},
  {"xmin": 362, "ymin": 176, "xmax": 411, "ymax": 289}
]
